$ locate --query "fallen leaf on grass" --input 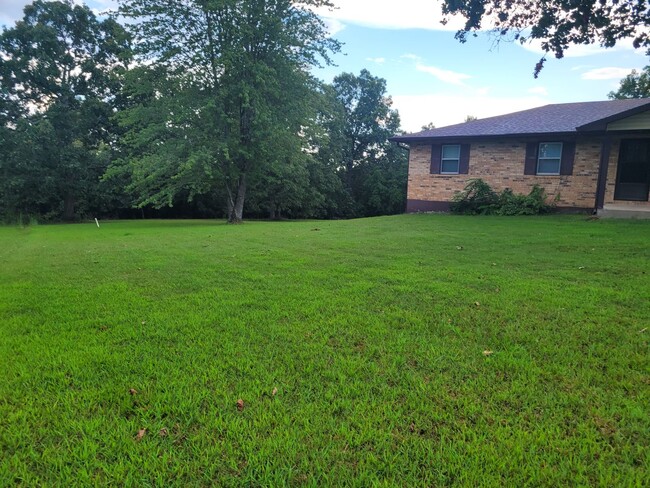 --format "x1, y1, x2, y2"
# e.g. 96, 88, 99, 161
135, 429, 146, 441
456, 246, 464, 250
483, 350, 494, 356
159, 428, 169, 438
129, 388, 138, 396
272, 387, 278, 396
578, 266, 585, 270
237, 399, 244, 411
640, 328, 647, 333
474, 302, 481, 307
